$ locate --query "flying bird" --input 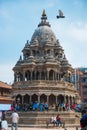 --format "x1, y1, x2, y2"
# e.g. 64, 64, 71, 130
56, 10, 65, 19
